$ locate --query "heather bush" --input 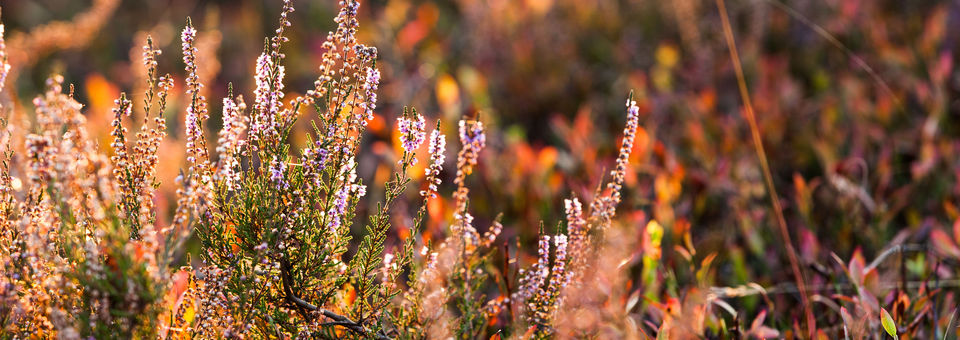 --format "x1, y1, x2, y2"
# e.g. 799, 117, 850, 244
0, 0, 643, 338
2, 0, 960, 339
